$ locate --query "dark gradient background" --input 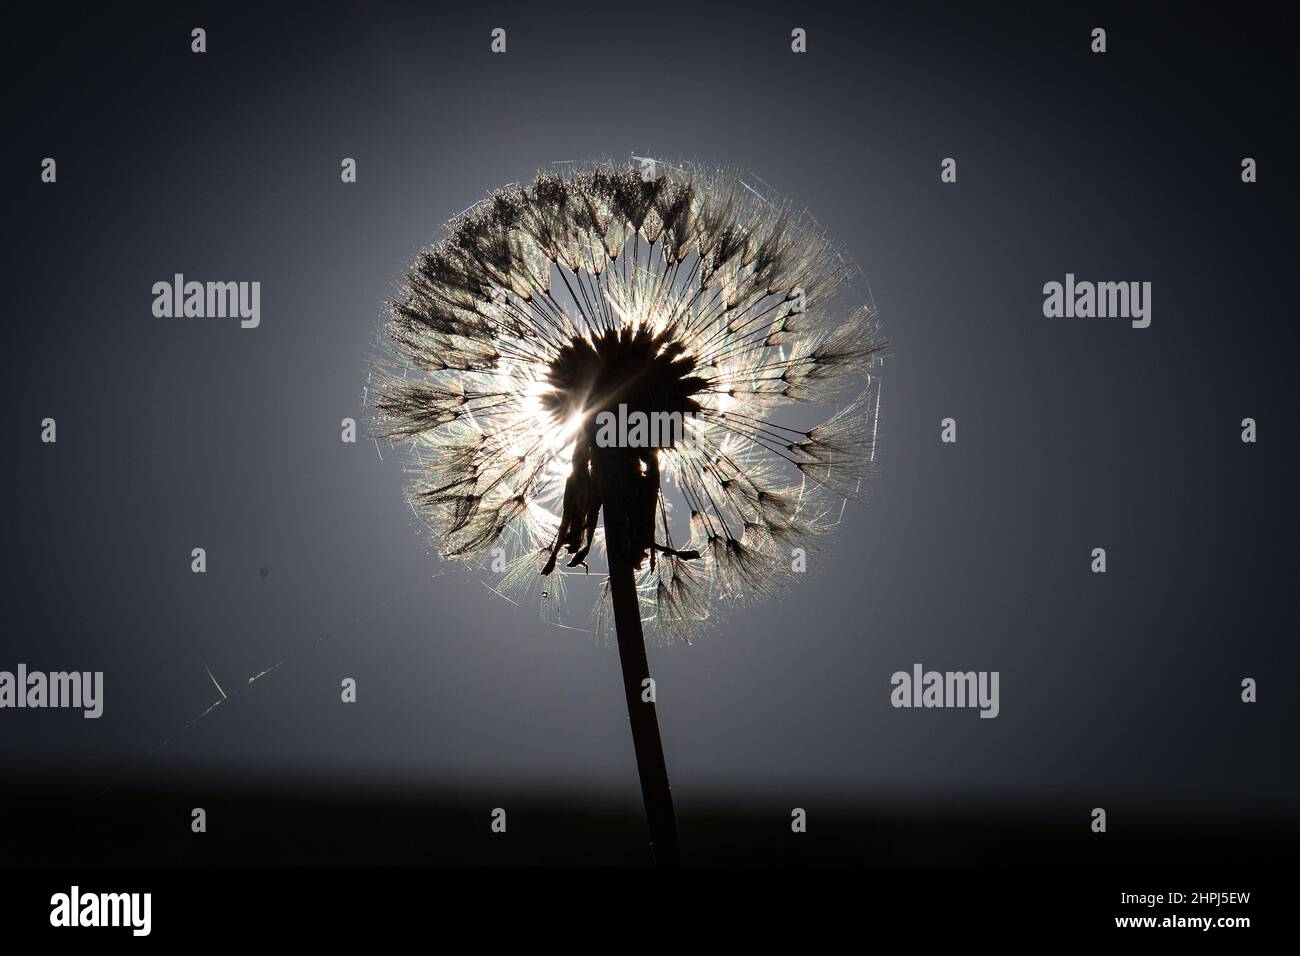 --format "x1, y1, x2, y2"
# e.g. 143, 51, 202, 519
2, 1, 1296, 865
